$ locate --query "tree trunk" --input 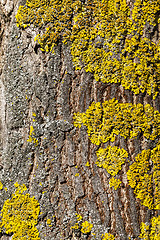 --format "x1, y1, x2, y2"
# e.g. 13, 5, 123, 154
0, 1, 159, 240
